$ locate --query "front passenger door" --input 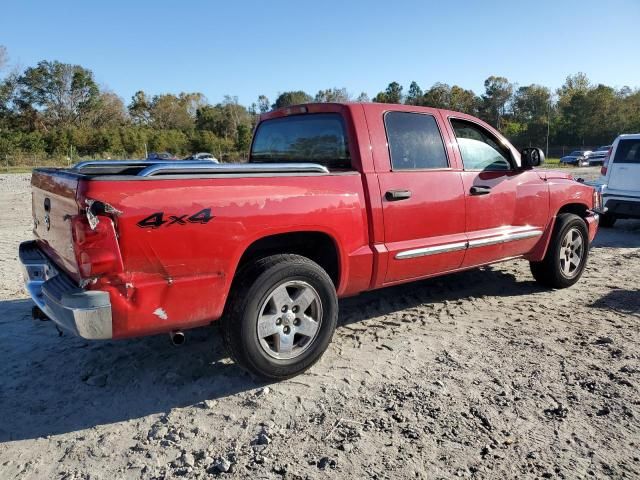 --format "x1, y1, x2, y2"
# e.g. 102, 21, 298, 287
450, 118, 549, 267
